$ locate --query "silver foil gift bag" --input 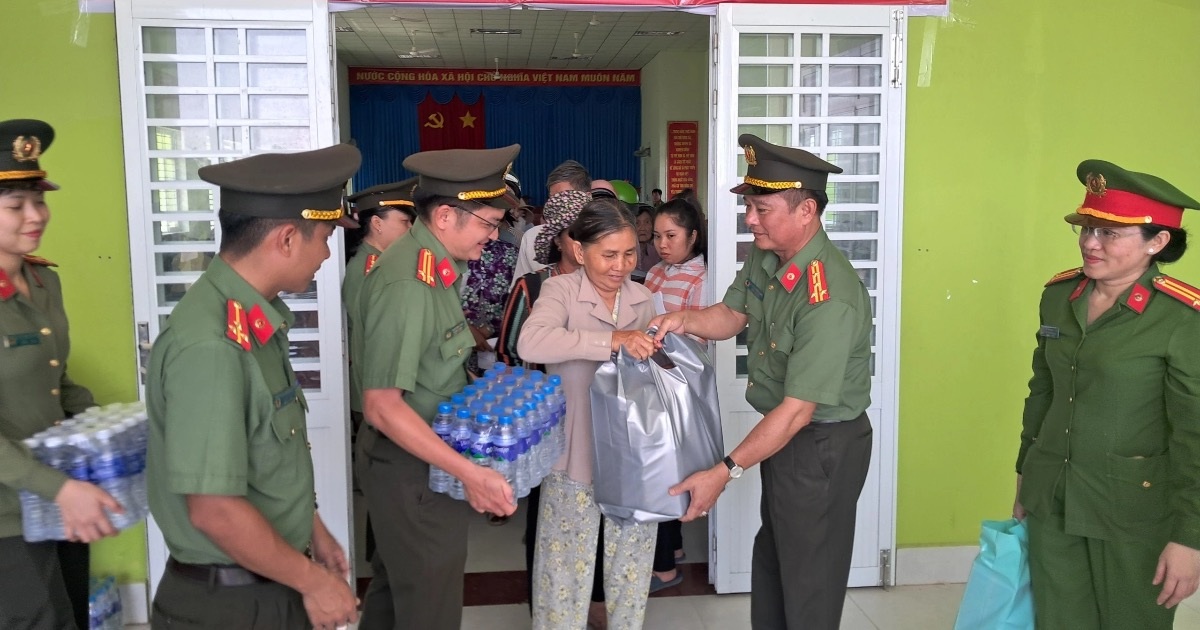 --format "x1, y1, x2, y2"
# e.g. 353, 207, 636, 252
589, 332, 724, 526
